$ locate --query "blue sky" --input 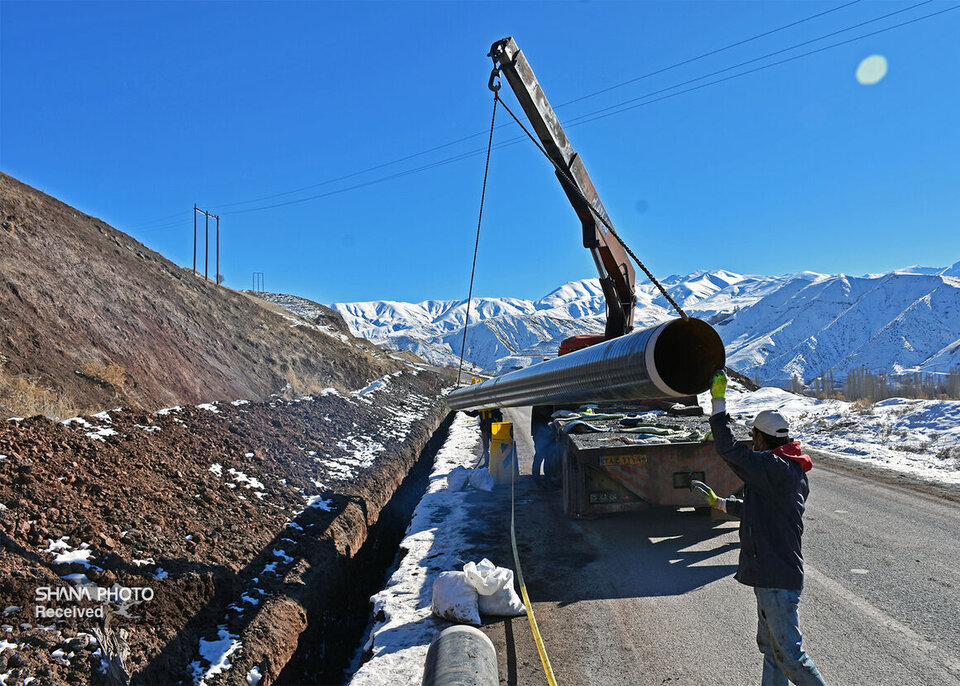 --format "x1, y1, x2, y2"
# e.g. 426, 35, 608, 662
2, 1, 958, 304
